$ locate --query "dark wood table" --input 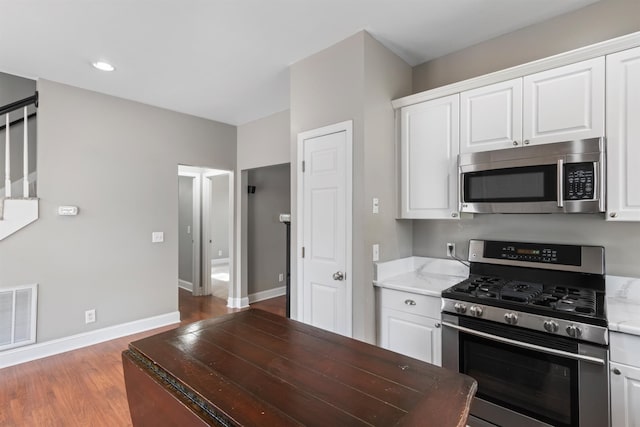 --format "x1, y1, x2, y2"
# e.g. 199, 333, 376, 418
122, 309, 476, 426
